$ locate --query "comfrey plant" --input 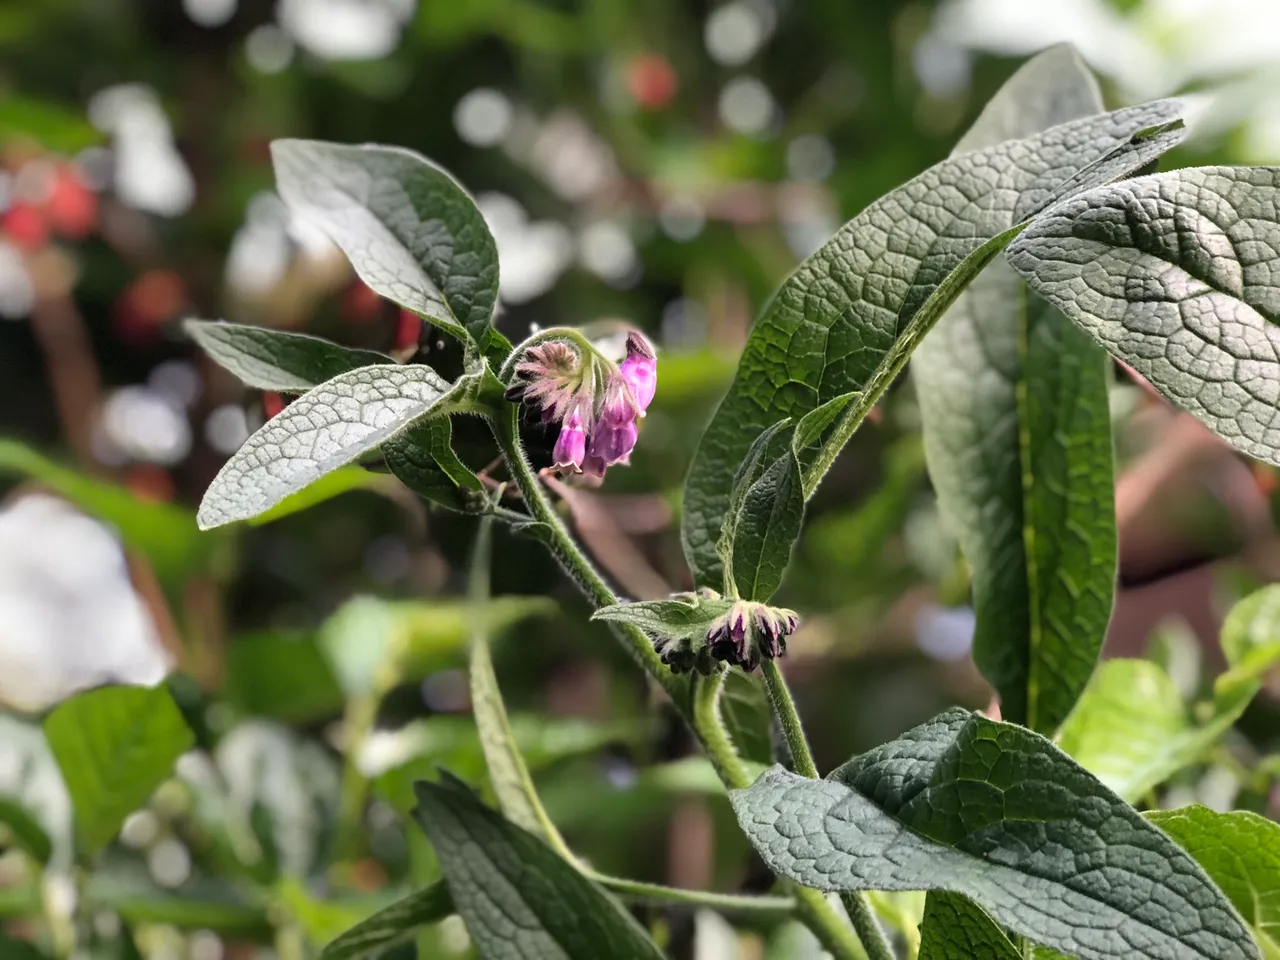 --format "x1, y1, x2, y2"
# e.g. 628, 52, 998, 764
192, 45, 1280, 960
